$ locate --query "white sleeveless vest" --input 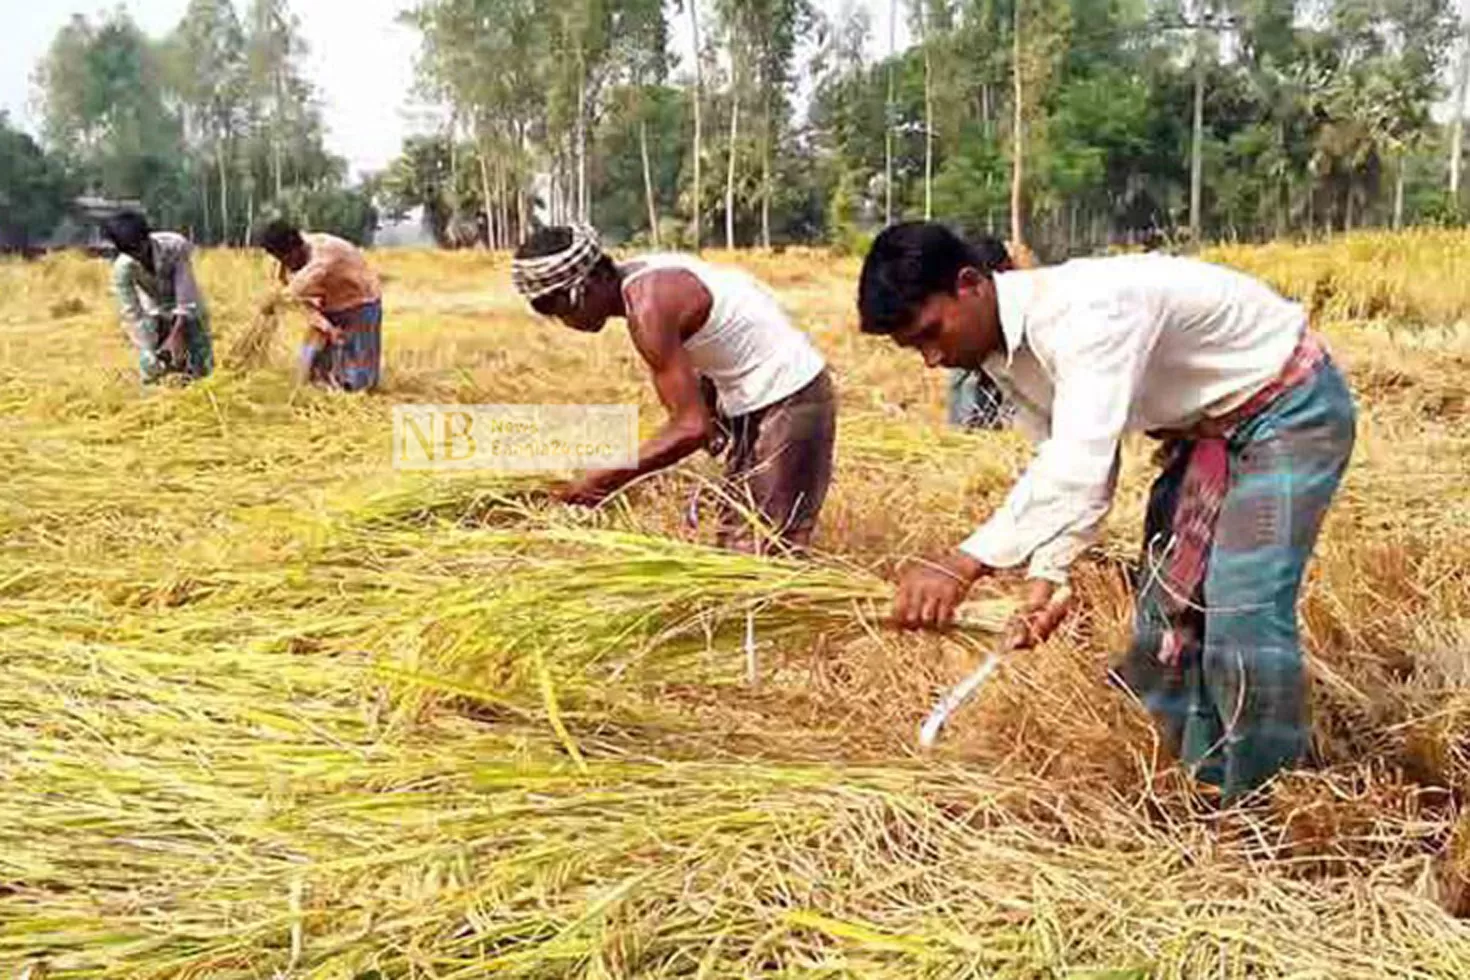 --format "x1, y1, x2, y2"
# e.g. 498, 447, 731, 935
621, 254, 826, 417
